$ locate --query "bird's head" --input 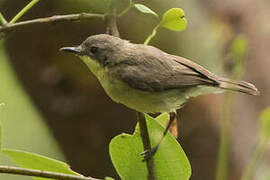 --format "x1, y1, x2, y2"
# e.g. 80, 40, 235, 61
60, 34, 128, 74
